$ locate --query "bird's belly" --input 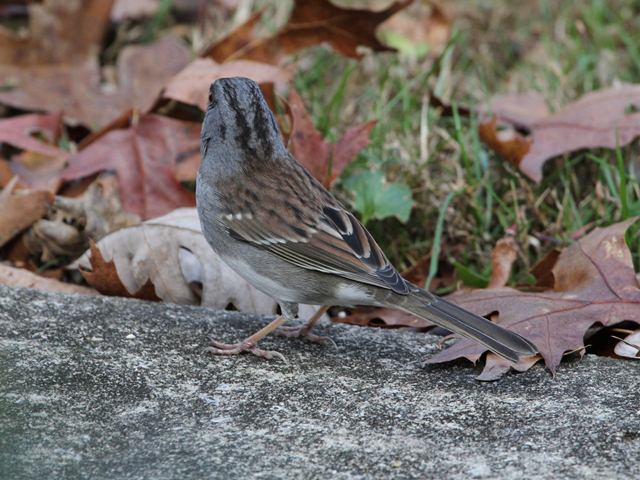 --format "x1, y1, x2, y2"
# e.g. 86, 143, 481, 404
218, 252, 309, 304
